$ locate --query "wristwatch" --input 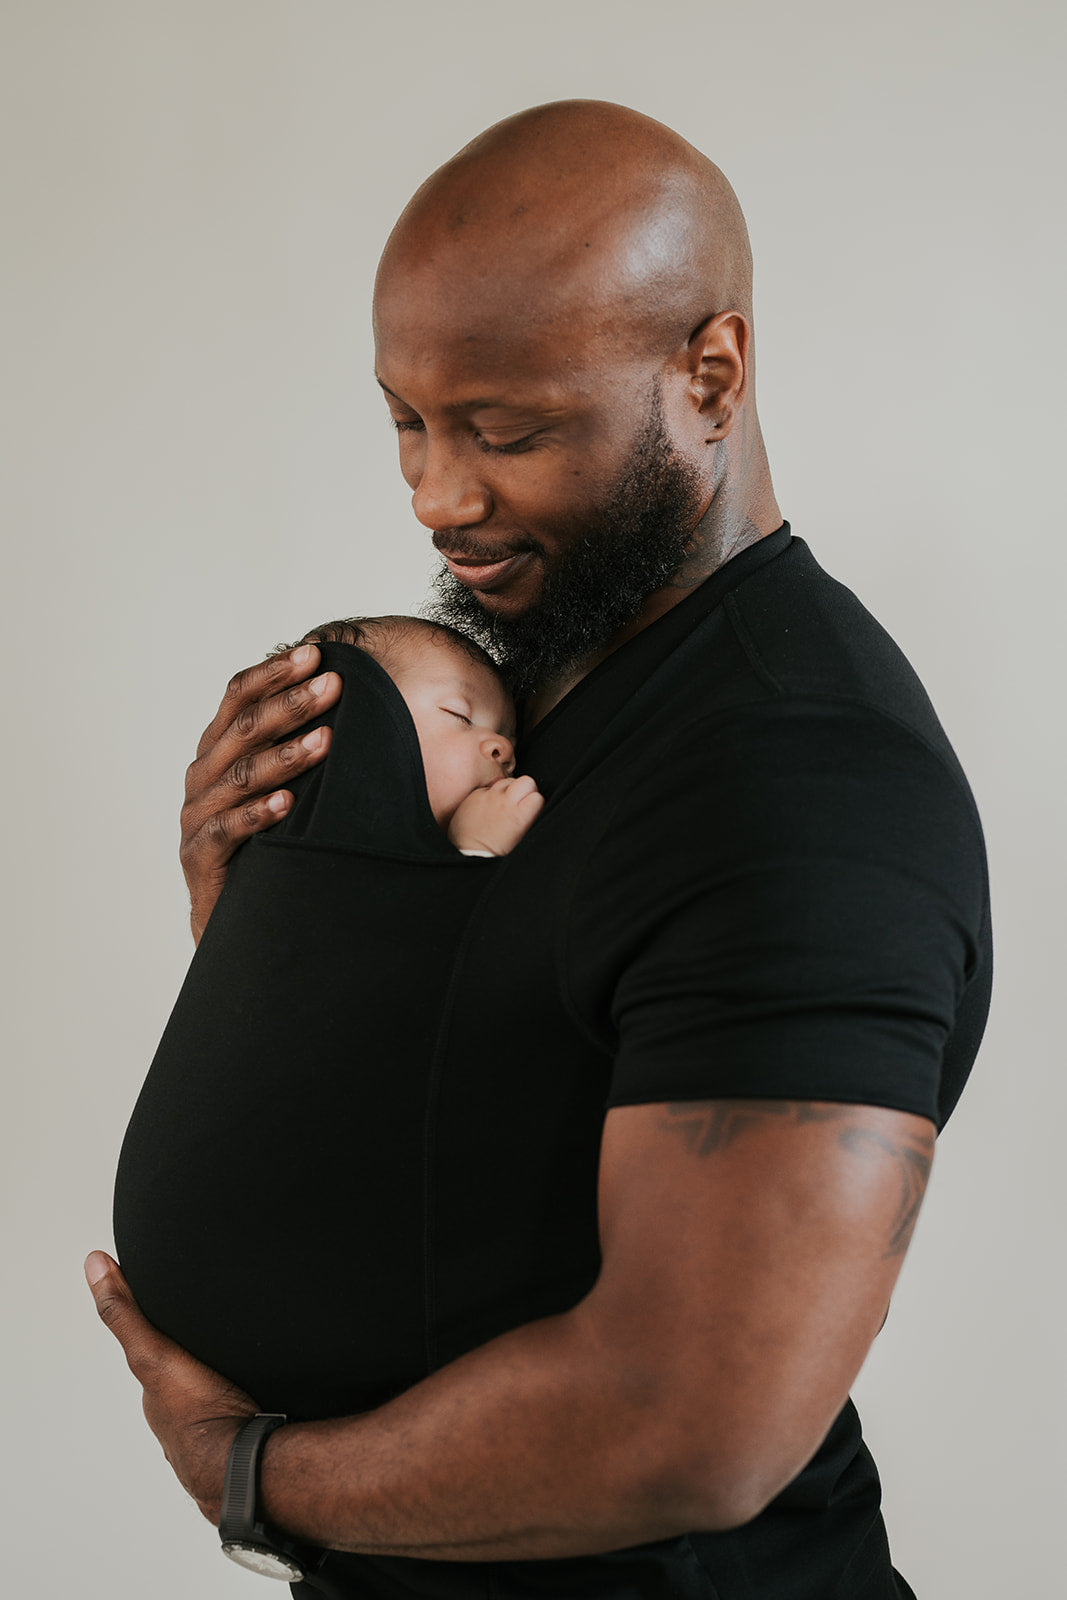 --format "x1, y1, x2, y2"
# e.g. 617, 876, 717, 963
219, 1413, 310, 1581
